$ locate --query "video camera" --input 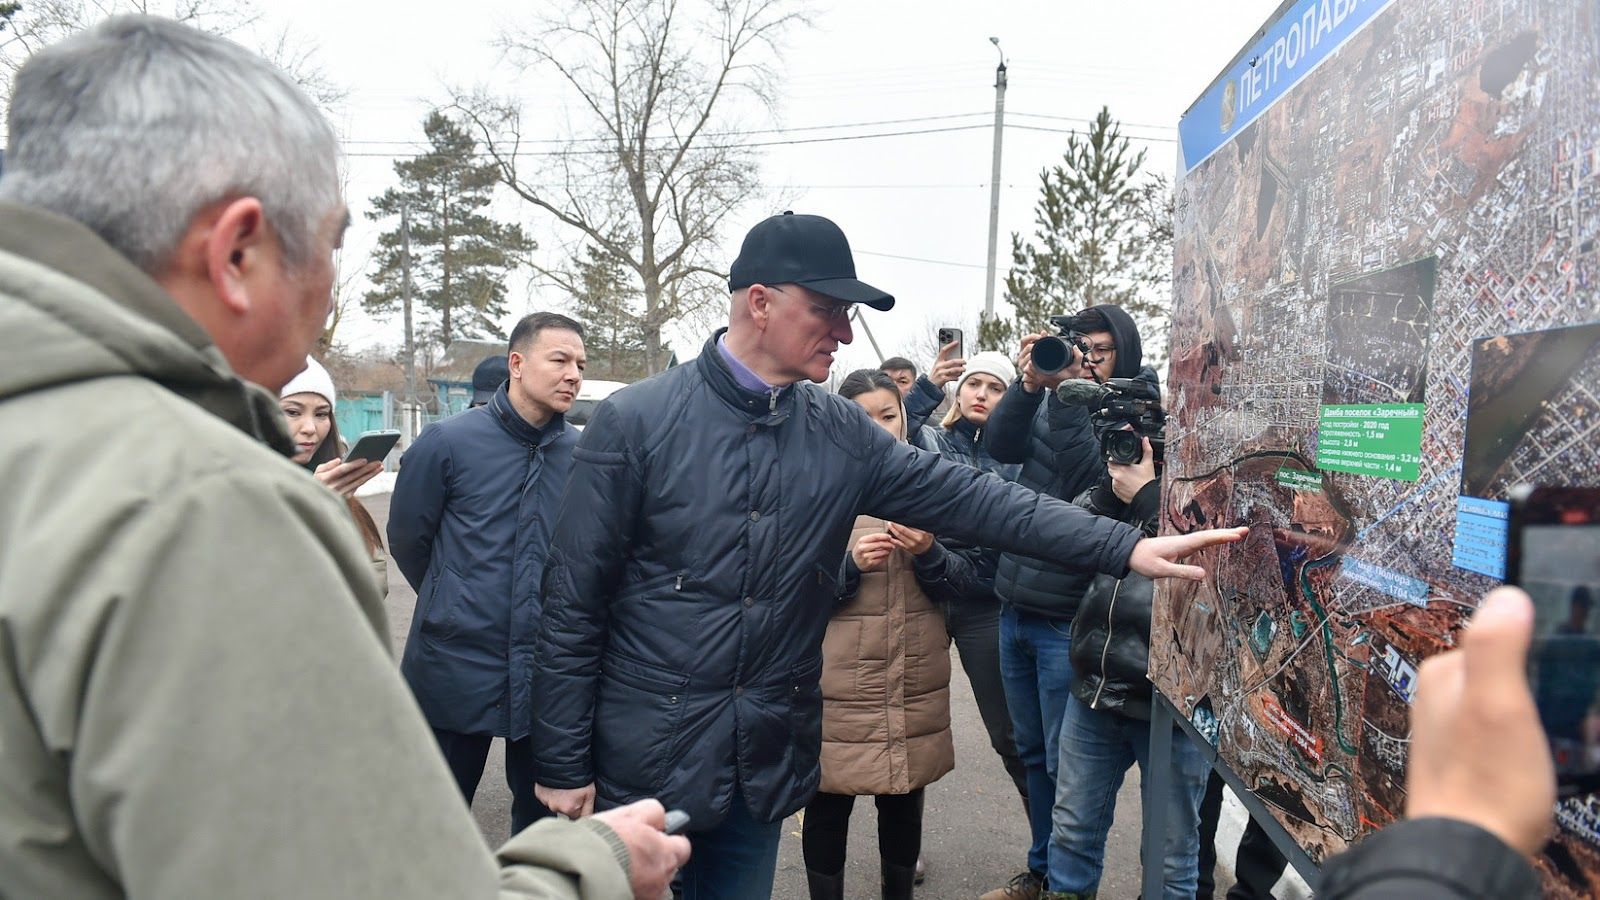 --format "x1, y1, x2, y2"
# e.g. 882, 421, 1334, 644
1030, 314, 1091, 375
1054, 376, 1166, 466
